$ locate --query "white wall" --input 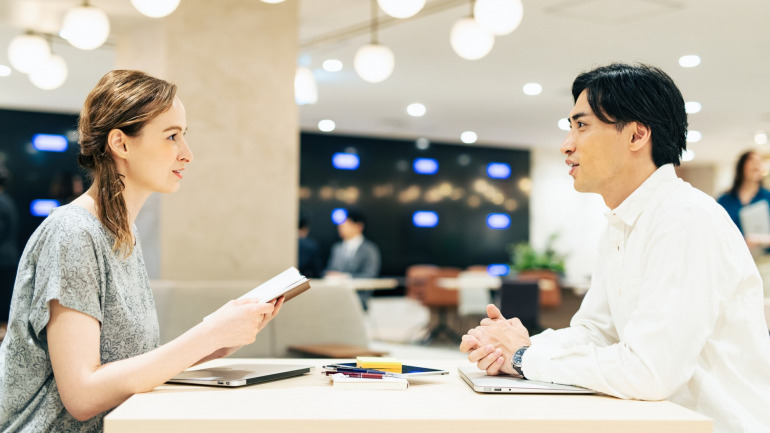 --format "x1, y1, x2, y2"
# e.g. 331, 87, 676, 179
529, 147, 607, 287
